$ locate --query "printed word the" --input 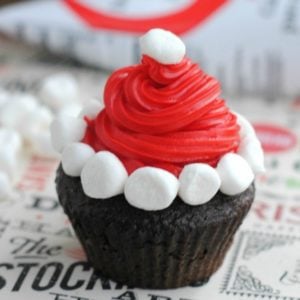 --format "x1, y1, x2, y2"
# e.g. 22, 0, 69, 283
10, 236, 62, 259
